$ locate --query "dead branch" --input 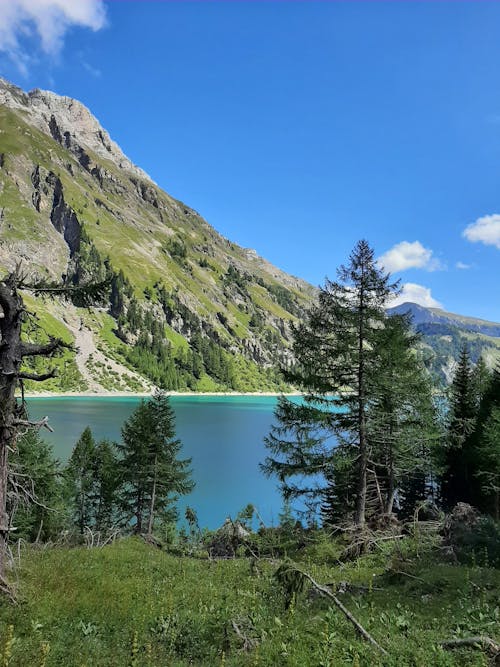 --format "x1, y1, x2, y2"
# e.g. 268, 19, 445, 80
20, 338, 72, 357
13, 416, 54, 433
390, 569, 426, 584
278, 564, 388, 656
18, 369, 57, 382
440, 636, 500, 662
231, 619, 259, 651
0, 574, 16, 604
